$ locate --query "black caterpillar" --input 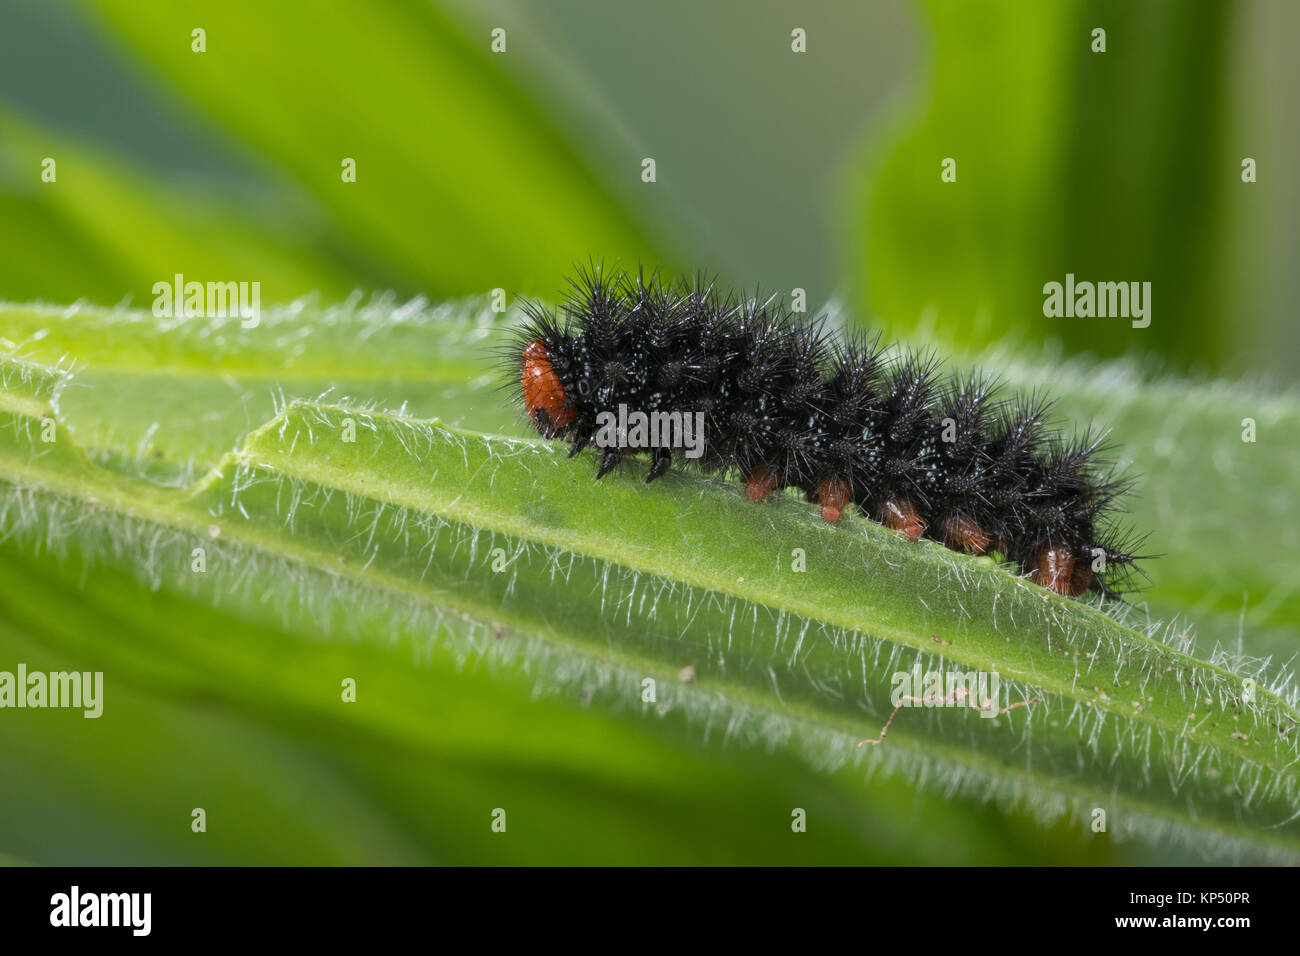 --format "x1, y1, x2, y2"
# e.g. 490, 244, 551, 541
507, 265, 1146, 598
